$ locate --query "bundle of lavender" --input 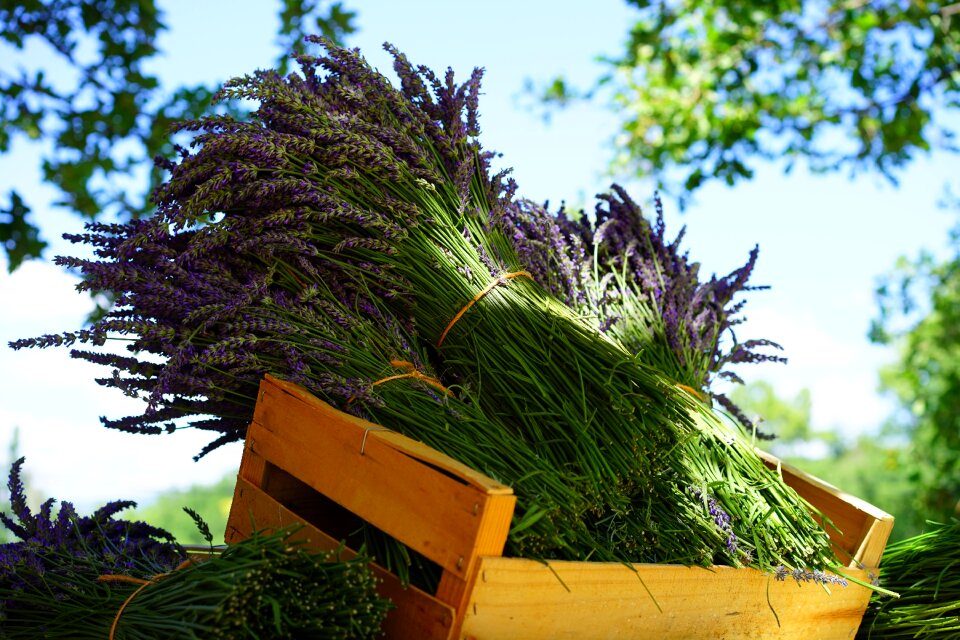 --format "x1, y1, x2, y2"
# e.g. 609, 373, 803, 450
857, 520, 960, 638
0, 459, 390, 639
12, 38, 846, 578
501, 187, 784, 436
